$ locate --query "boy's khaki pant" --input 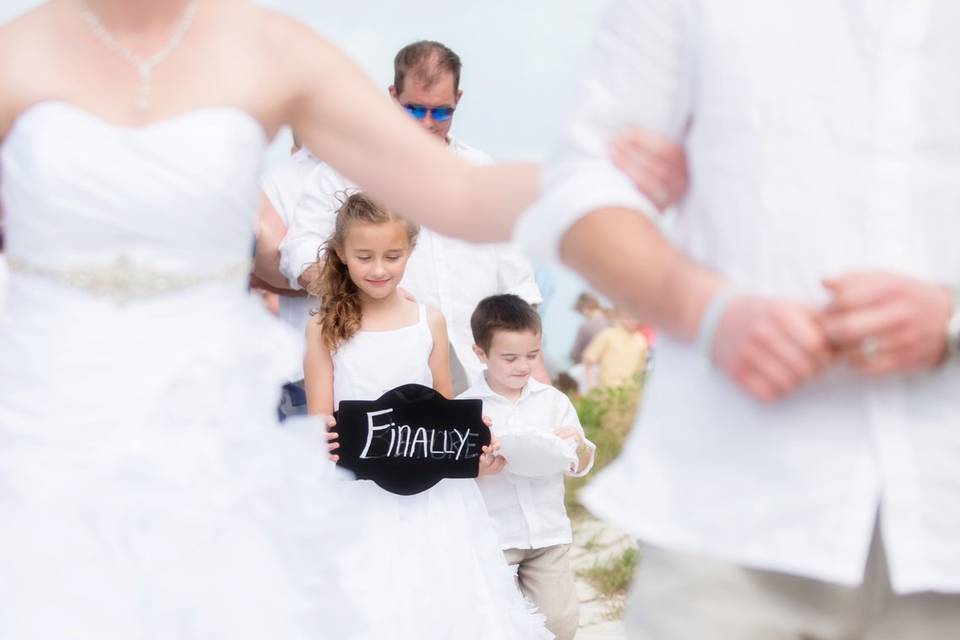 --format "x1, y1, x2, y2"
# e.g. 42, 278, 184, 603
504, 544, 580, 640
626, 527, 960, 639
